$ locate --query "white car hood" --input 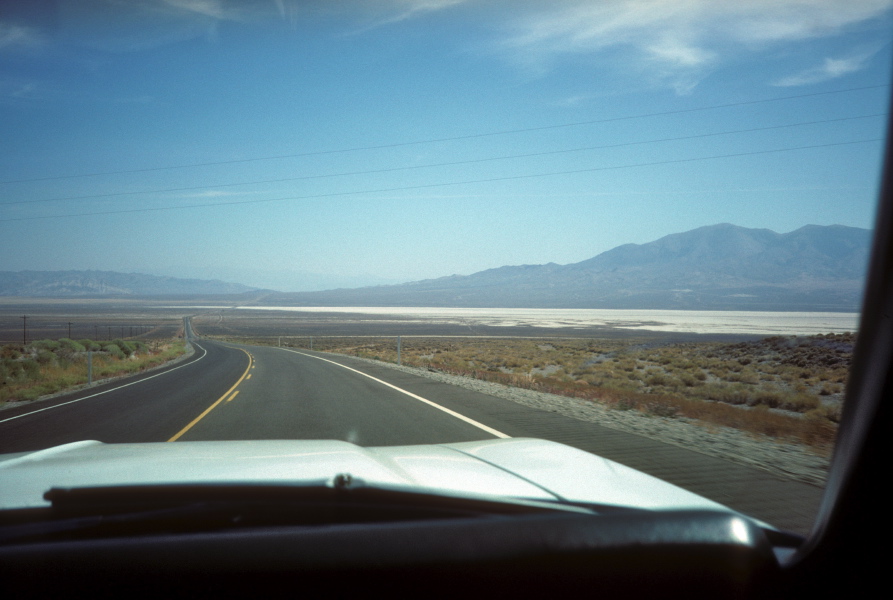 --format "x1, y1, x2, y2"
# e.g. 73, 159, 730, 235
0, 437, 728, 513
